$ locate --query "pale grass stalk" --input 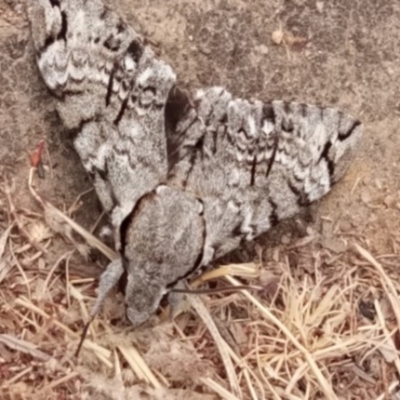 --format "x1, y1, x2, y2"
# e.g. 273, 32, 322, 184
69, 284, 96, 338
264, 363, 288, 385
225, 275, 338, 400
47, 372, 80, 389
200, 377, 242, 400
243, 369, 259, 400
113, 350, 123, 381
117, 345, 161, 388
96, 351, 113, 369
29, 168, 116, 261
306, 284, 339, 327
152, 369, 170, 387
0, 334, 51, 361
187, 294, 241, 398
355, 244, 400, 332
10, 244, 32, 300
6, 366, 33, 385
0, 223, 13, 260
192, 263, 259, 287
374, 299, 400, 377
376, 381, 399, 400
65, 252, 72, 308
43, 251, 73, 298
285, 362, 309, 395
70, 278, 95, 284
225, 339, 266, 399
15, 297, 111, 359
117, 345, 148, 382
262, 376, 285, 400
